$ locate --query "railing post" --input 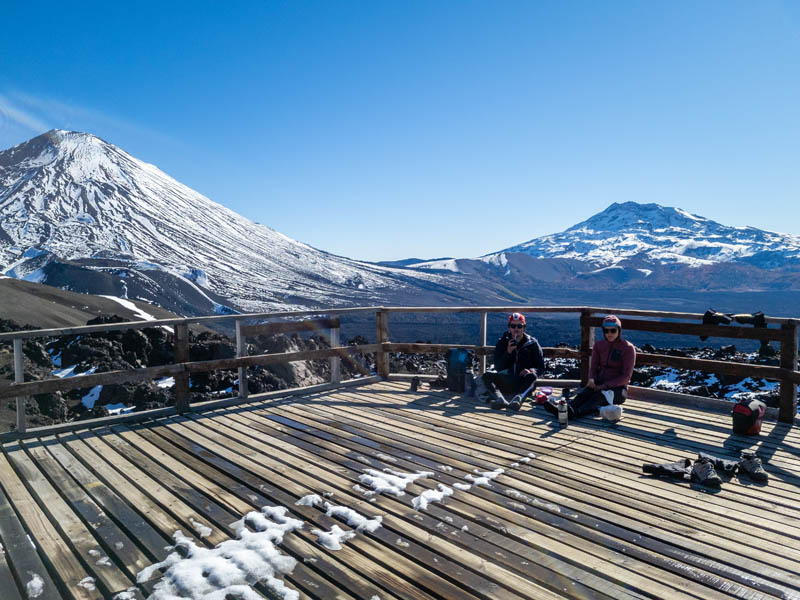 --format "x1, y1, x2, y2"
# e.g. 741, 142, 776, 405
778, 320, 798, 423
330, 322, 341, 384
479, 312, 488, 375
174, 323, 190, 413
579, 309, 595, 385
235, 320, 248, 399
13, 338, 26, 434
376, 309, 389, 378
